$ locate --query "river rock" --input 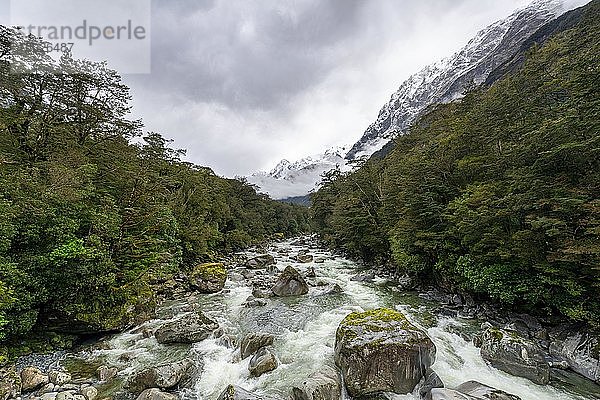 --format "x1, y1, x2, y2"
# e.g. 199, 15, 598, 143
188, 263, 227, 293
56, 391, 85, 400
252, 288, 269, 298
136, 388, 178, 400
419, 369, 444, 400
41, 393, 58, 400
128, 358, 195, 393
430, 381, 521, 400
38, 383, 55, 395
81, 386, 98, 400
21, 366, 49, 392
296, 254, 314, 263
240, 332, 275, 359
272, 266, 309, 296
96, 365, 118, 382
245, 255, 275, 269
290, 365, 341, 400
334, 308, 436, 397
321, 283, 343, 295
217, 385, 261, 399
155, 311, 219, 344
549, 329, 600, 383
480, 328, 550, 385
244, 298, 268, 307
248, 347, 278, 377
48, 370, 71, 386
